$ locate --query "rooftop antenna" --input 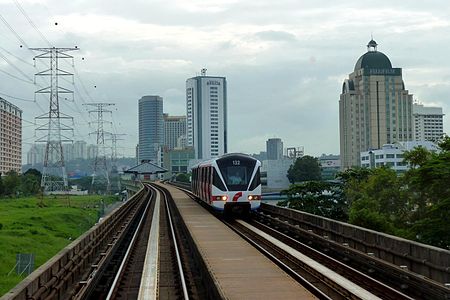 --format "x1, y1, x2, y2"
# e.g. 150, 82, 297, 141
201, 68, 207, 76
